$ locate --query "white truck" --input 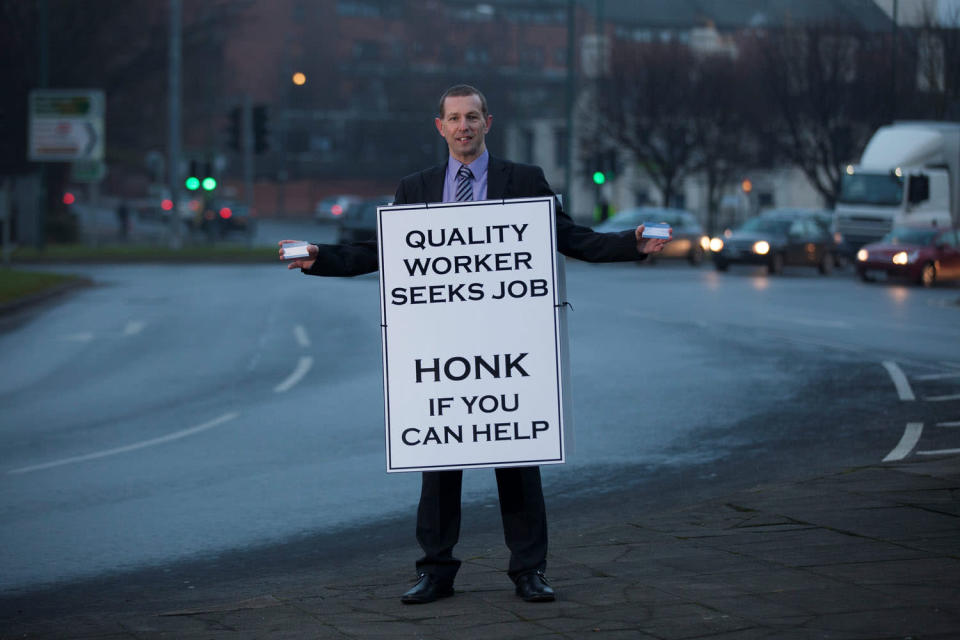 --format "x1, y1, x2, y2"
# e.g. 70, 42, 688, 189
835, 121, 960, 255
